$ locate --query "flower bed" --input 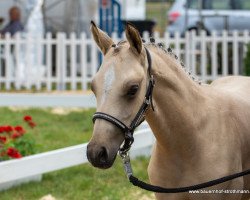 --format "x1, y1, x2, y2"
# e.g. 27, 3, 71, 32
0, 108, 95, 192
0, 115, 36, 160
0, 115, 39, 190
